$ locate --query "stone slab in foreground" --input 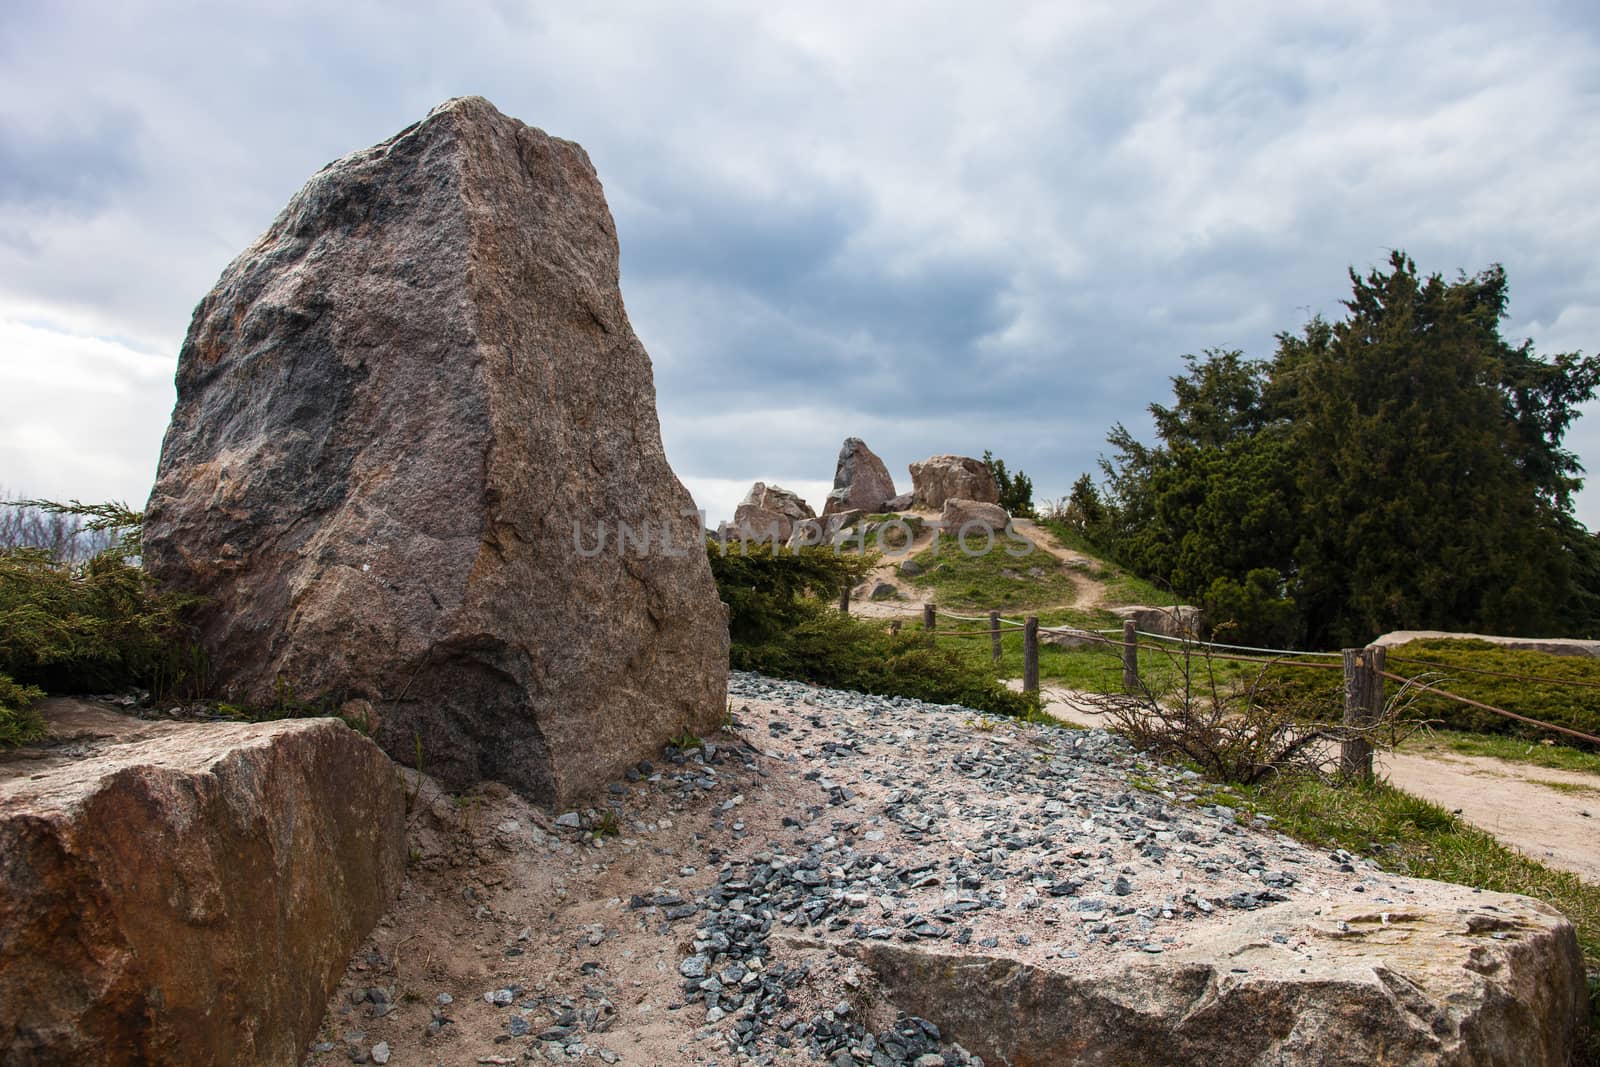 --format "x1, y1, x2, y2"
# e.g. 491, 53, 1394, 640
858, 873, 1584, 1067
0, 700, 405, 1066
